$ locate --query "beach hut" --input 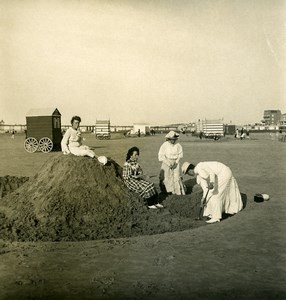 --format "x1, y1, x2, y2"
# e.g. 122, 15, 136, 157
201, 119, 224, 138
95, 119, 111, 139
133, 123, 150, 135
24, 108, 62, 153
